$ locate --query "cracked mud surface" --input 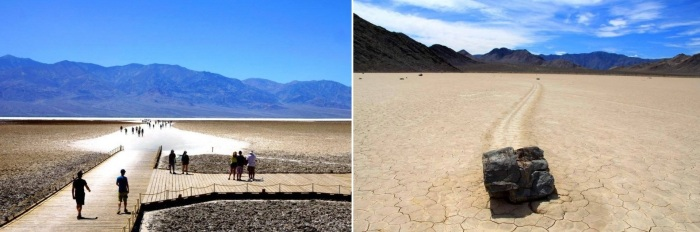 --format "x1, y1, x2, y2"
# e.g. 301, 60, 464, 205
354, 73, 700, 231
